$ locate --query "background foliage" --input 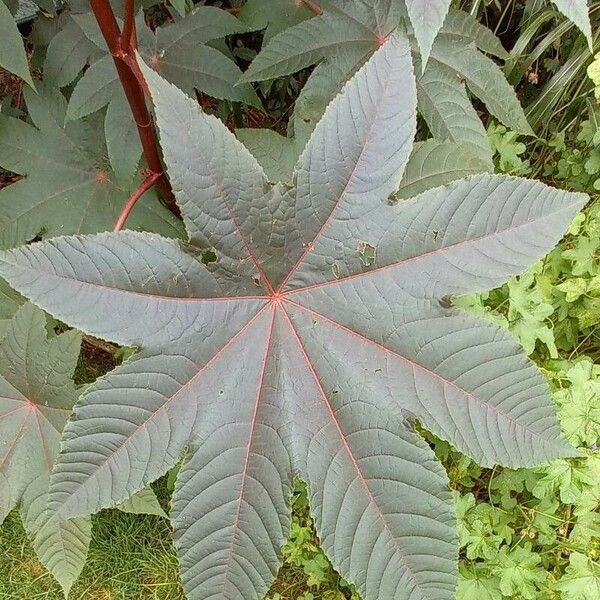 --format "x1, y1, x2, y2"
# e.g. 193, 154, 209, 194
0, 0, 599, 599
